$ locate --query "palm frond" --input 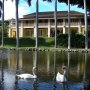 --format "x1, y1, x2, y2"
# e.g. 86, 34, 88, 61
25, 0, 32, 6
43, 0, 52, 2
0, 1, 2, 9
0, 1, 2, 18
